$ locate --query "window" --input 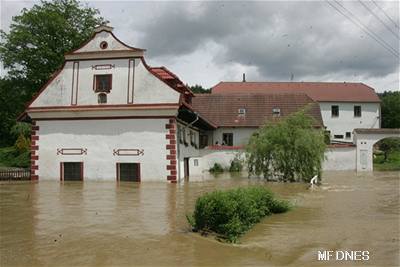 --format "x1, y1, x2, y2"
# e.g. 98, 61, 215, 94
94, 74, 112, 93
346, 132, 351, 139
199, 134, 208, 149
117, 163, 140, 182
238, 108, 246, 116
222, 133, 233, 146
272, 108, 281, 117
331, 105, 339, 117
62, 162, 83, 181
189, 131, 197, 147
99, 41, 108, 49
194, 159, 199, 166
354, 106, 361, 117
334, 134, 344, 139
98, 93, 107, 104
